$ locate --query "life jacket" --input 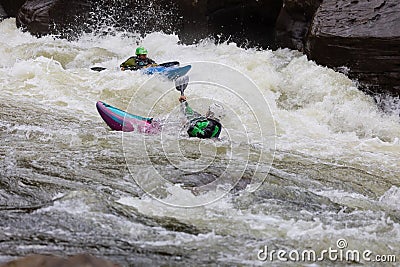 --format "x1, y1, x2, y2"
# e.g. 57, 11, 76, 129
120, 56, 155, 70
135, 56, 155, 68
187, 118, 222, 139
